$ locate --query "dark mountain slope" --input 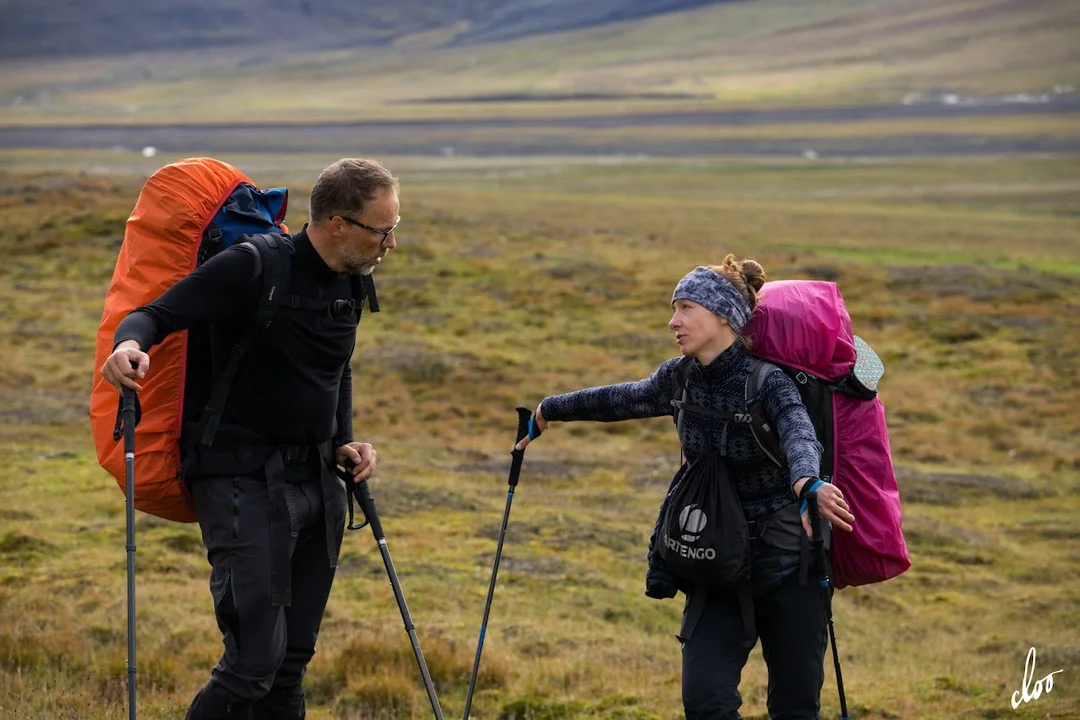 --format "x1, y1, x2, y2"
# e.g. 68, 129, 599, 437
0, 0, 739, 60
